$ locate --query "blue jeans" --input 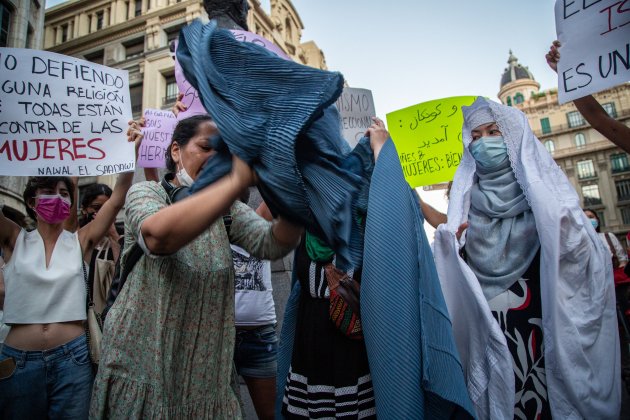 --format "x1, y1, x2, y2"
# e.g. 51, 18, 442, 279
0, 334, 94, 420
234, 324, 278, 379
